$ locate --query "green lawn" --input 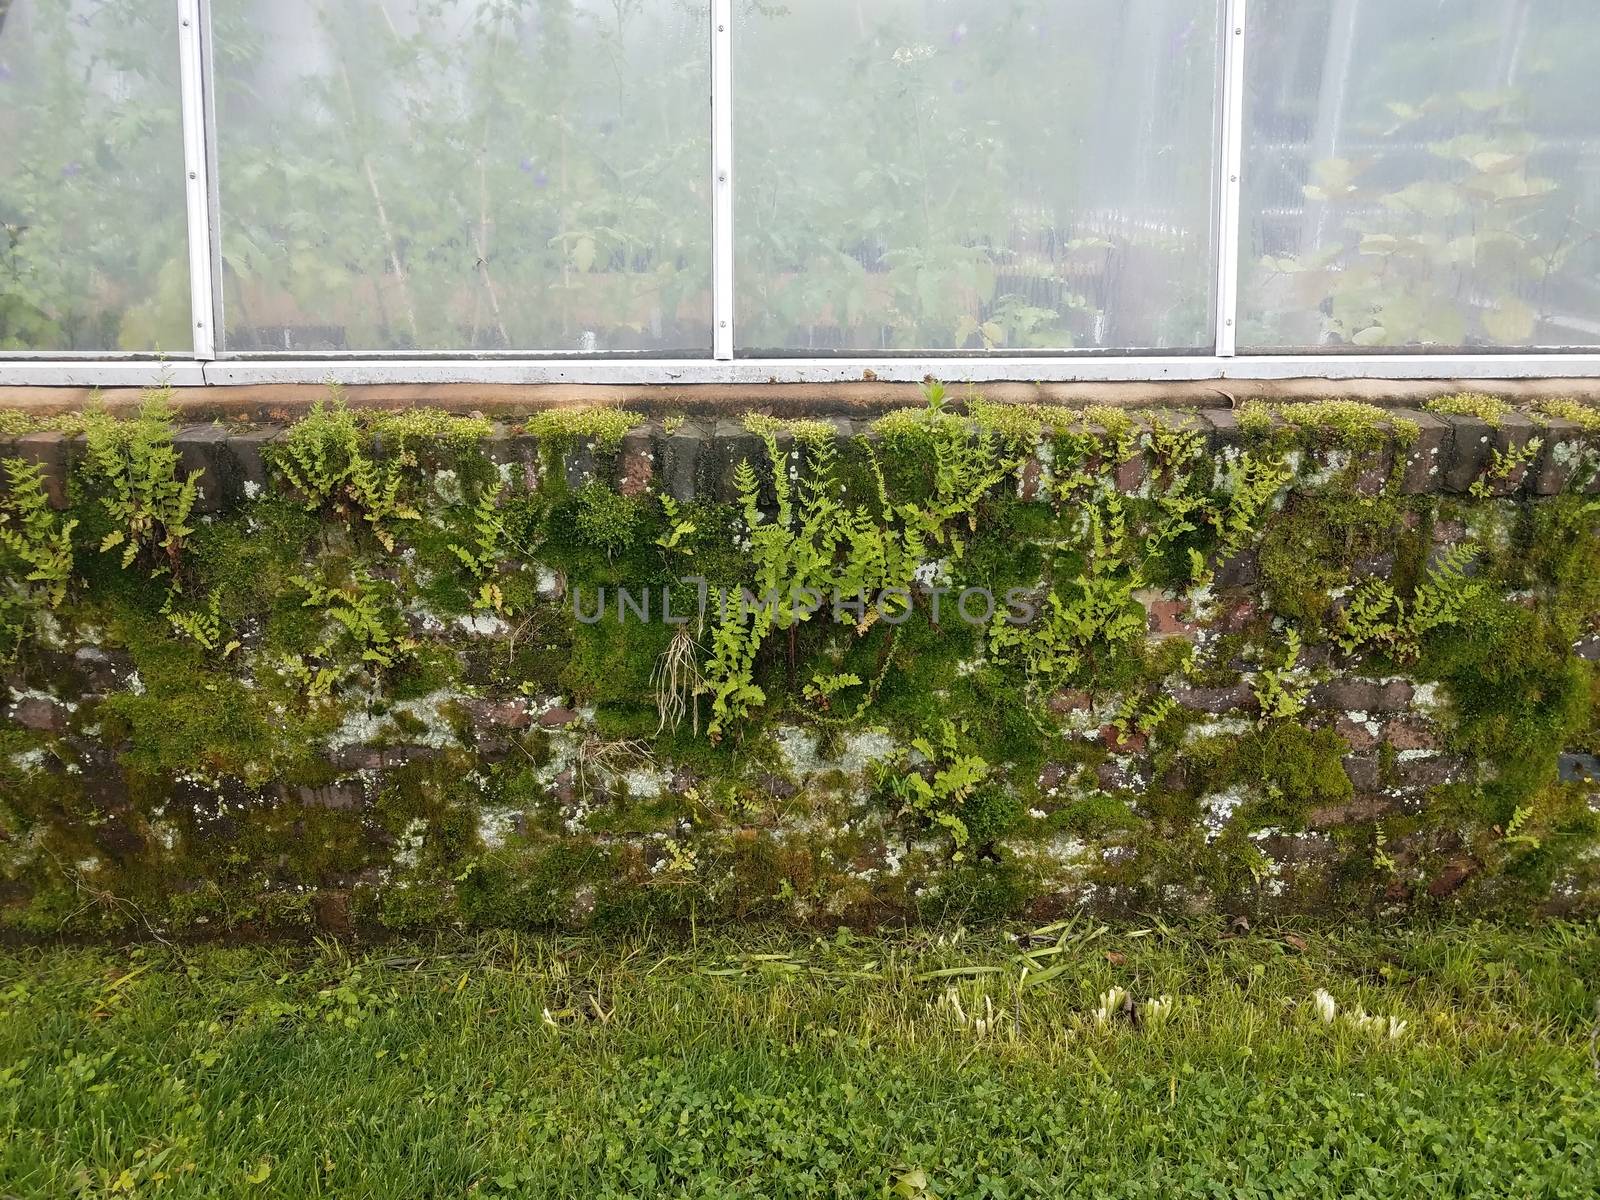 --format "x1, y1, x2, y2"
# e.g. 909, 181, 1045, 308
1, 919, 1597, 1198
